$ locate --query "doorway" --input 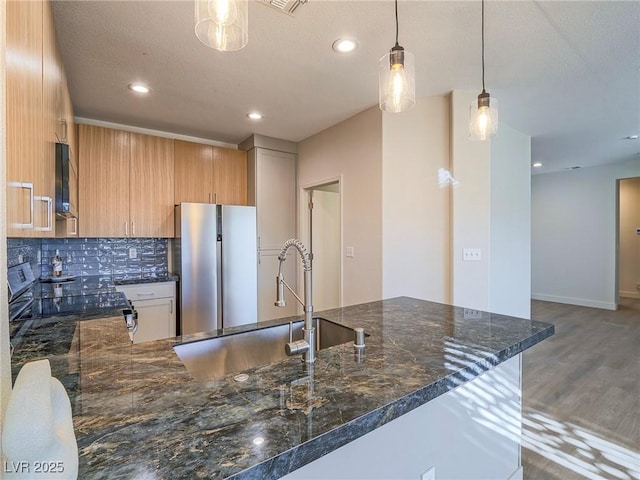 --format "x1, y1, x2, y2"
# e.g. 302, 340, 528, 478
303, 180, 342, 311
617, 177, 640, 301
